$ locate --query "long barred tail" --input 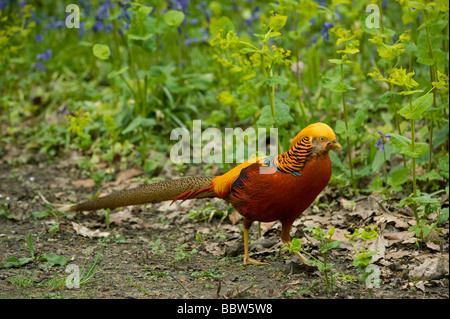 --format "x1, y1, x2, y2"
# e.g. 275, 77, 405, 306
54, 176, 216, 212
